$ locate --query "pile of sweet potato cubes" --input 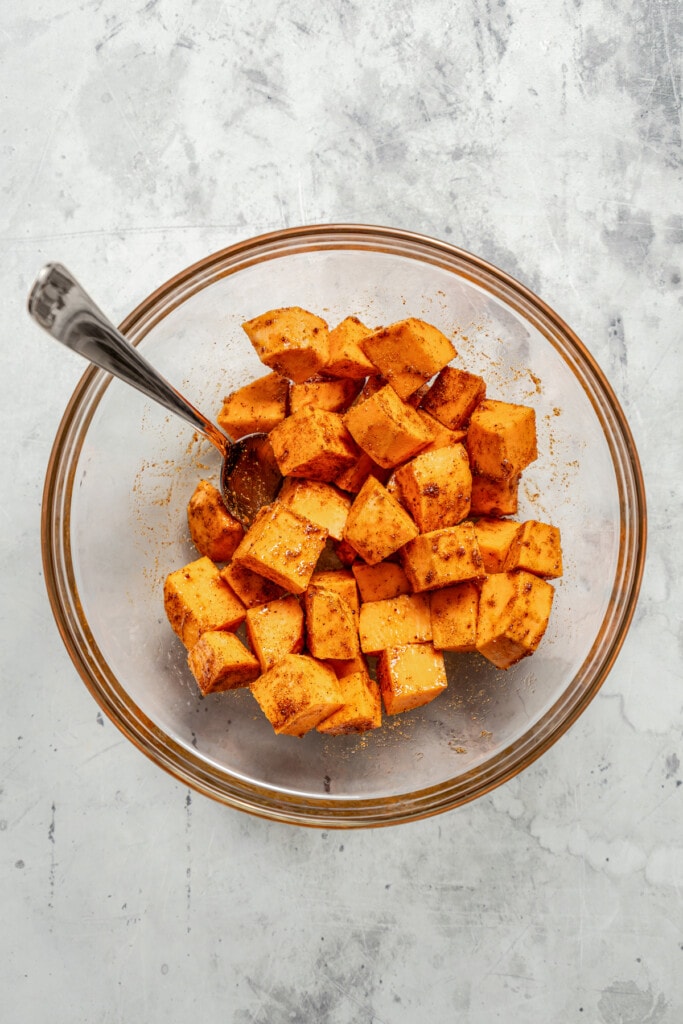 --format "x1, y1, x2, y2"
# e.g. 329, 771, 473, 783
163, 308, 562, 738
